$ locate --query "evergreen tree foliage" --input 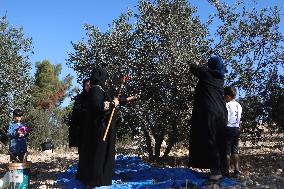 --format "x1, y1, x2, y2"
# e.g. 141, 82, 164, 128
26, 60, 73, 148
31, 60, 73, 110
25, 107, 70, 148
